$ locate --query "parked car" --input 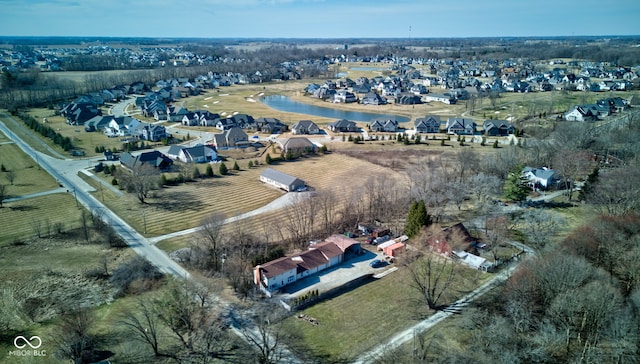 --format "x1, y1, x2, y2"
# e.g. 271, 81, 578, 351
369, 259, 386, 268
